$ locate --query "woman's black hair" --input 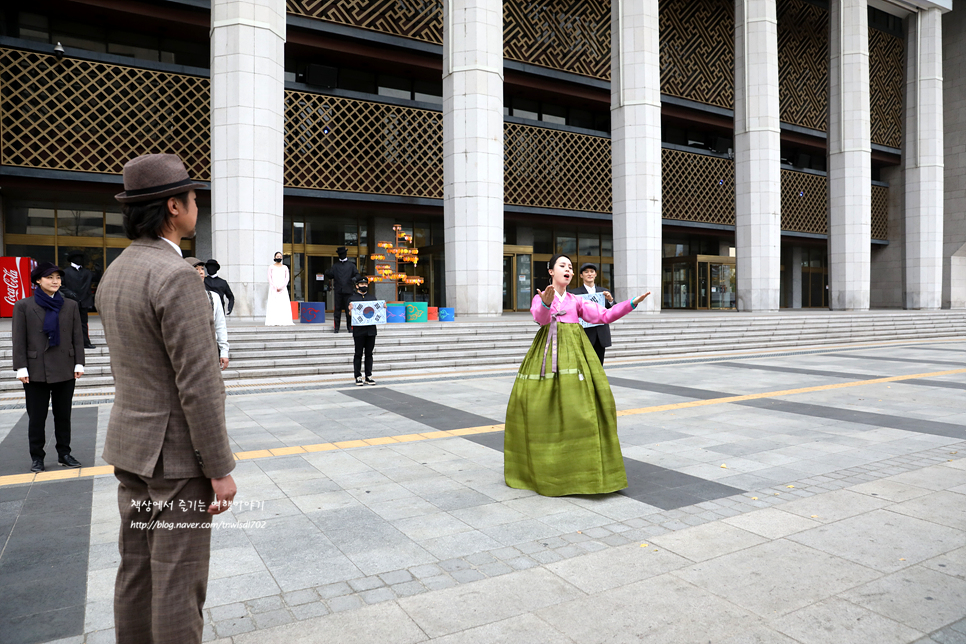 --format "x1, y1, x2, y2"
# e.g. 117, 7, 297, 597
121, 192, 190, 240
547, 254, 573, 271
